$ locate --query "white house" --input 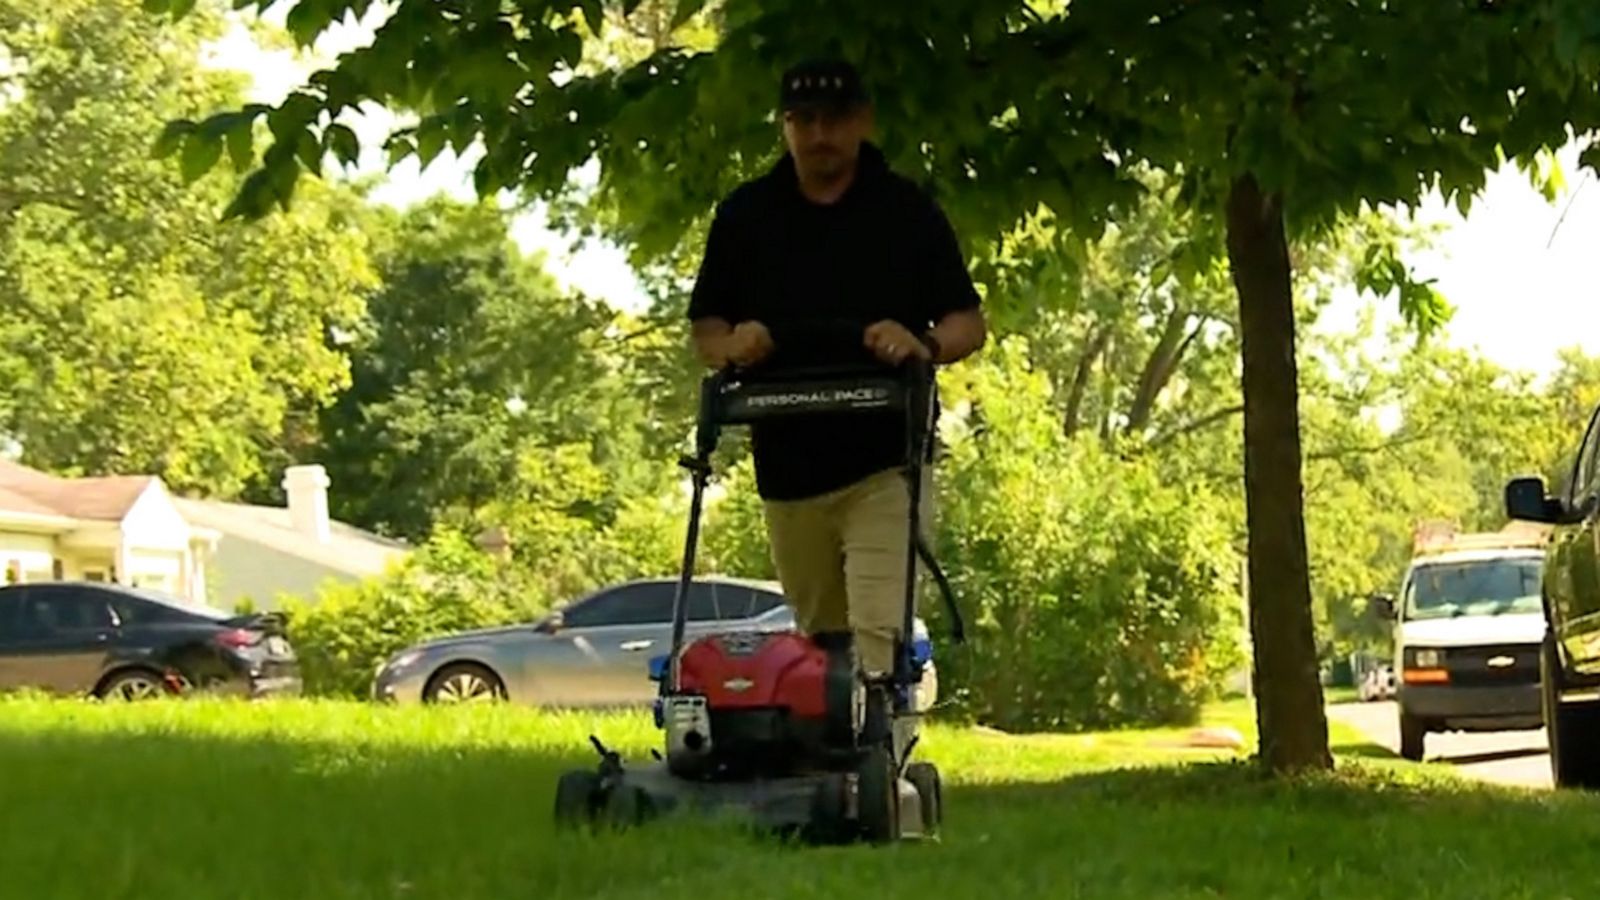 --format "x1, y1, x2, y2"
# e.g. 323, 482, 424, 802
0, 459, 409, 610
174, 464, 411, 611
0, 459, 219, 602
